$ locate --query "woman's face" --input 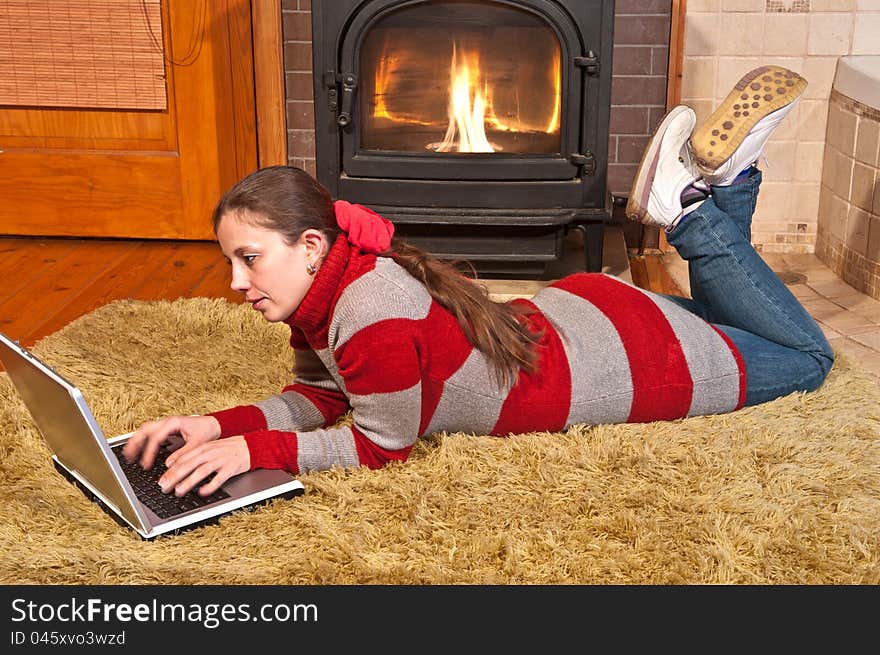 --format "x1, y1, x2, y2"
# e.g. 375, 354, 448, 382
216, 211, 323, 323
